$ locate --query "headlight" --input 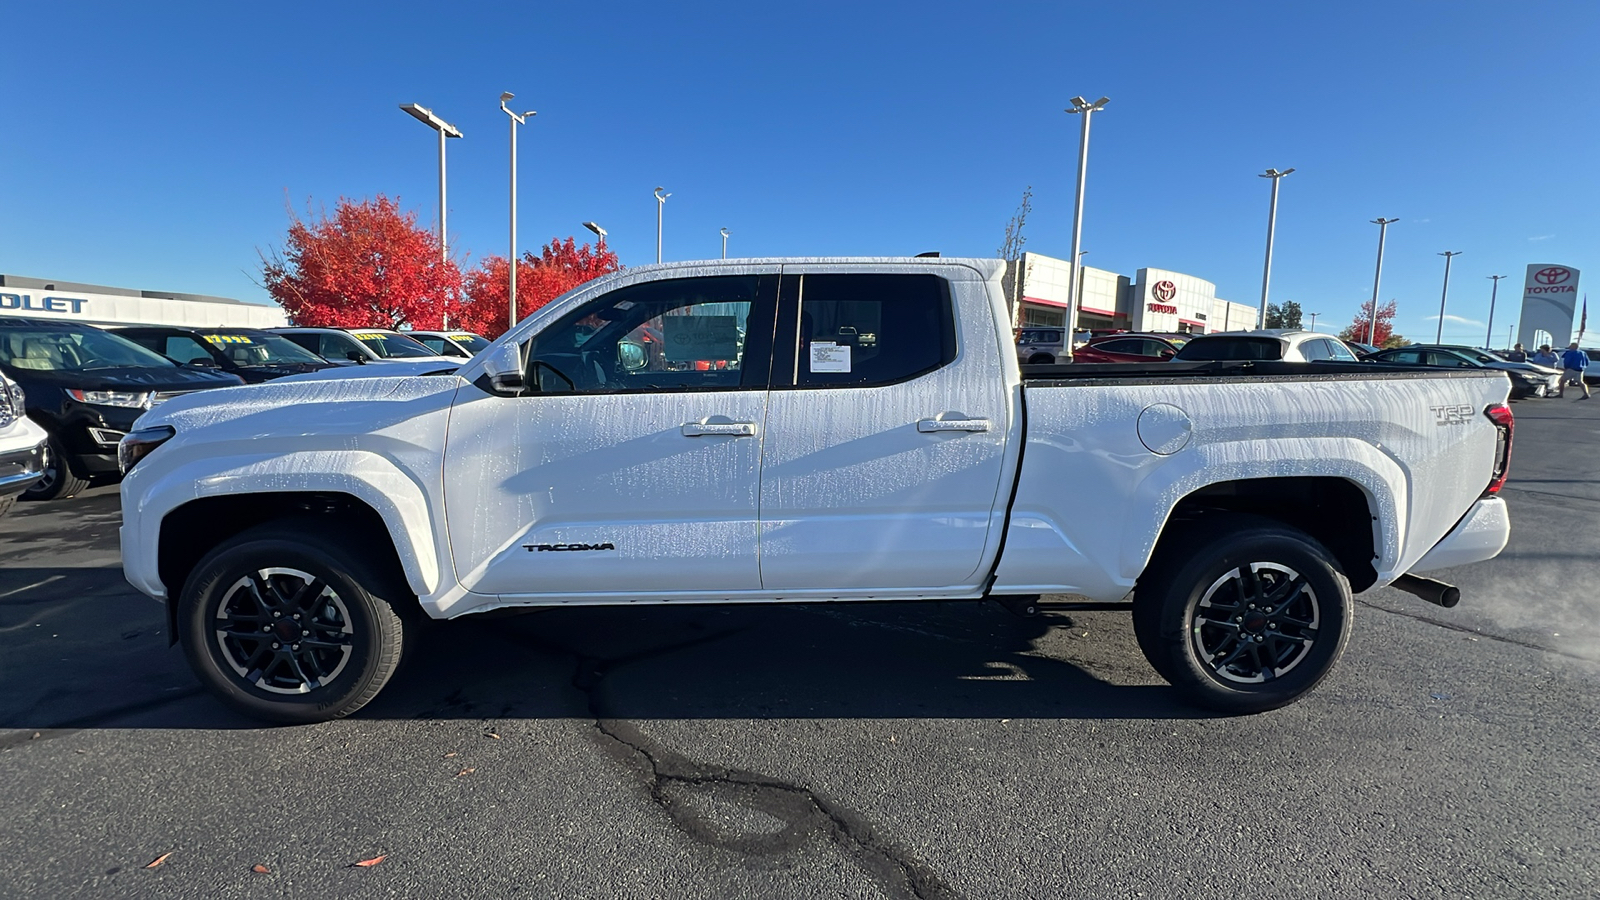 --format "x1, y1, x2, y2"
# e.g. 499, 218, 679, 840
0, 379, 22, 427
66, 389, 152, 409
118, 425, 175, 474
